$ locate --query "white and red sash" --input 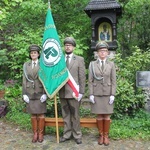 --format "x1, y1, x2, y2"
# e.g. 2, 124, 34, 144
67, 71, 79, 99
